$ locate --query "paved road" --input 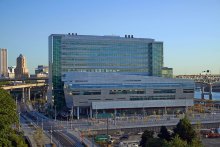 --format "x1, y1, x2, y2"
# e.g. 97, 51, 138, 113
19, 102, 84, 147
